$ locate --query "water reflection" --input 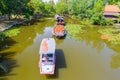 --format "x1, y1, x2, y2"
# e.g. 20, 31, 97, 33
0, 37, 18, 77
1, 18, 120, 80
54, 38, 64, 45
111, 53, 120, 69
0, 38, 17, 51
66, 25, 105, 53
107, 44, 120, 53
0, 52, 18, 79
